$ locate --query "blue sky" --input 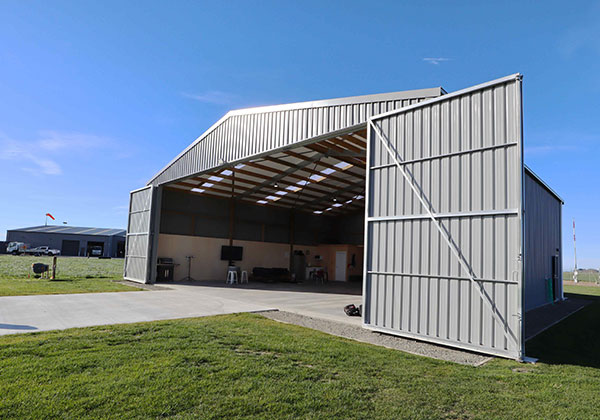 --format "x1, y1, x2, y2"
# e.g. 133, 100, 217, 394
1, 1, 599, 269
